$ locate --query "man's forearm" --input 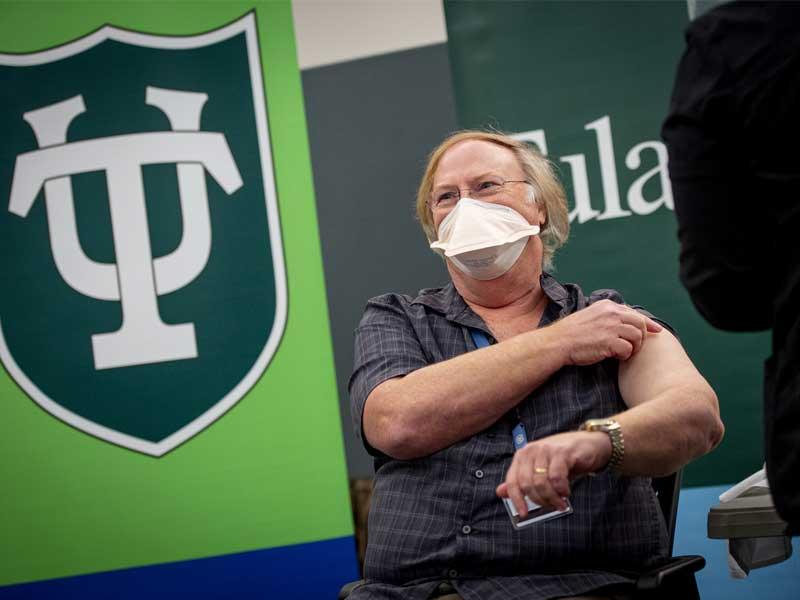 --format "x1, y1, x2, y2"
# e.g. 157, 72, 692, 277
364, 326, 567, 459
496, 386, 723, 514
364, 300, 663, 460
614, 385, 723, 477
496, 326, 721, 512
